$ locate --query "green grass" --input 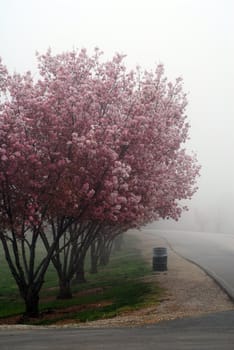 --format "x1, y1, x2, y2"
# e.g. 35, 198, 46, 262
0, 234, 164, 324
